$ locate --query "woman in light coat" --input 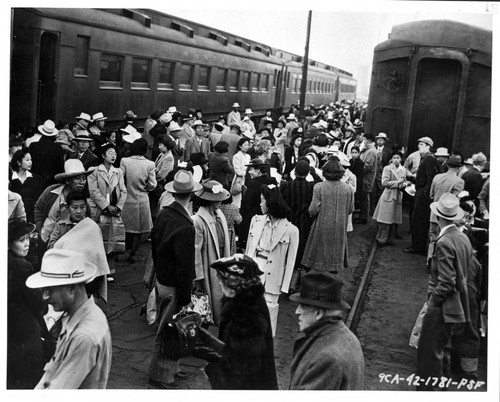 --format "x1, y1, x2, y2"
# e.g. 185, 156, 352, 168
192, 180, 231, 325
231, 137, 251, 208
338, 152, 356, 233
372, 151, 408, 246
245, 184, 299, 336
88, 143, 127, 278
120, 138, 157, 262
